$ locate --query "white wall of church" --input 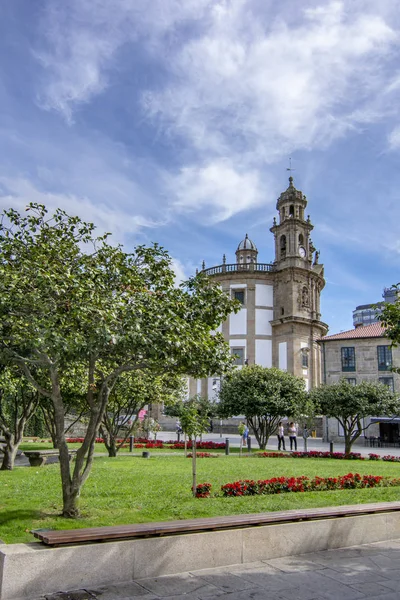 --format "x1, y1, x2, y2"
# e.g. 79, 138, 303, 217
279, 342, 287, 371
229, 309, 247, 335
229, 339, 246, 350
255, 283, 273, 307
255, 308, 273, 335
207, 377, 219, 401
255, 339, 272, 367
